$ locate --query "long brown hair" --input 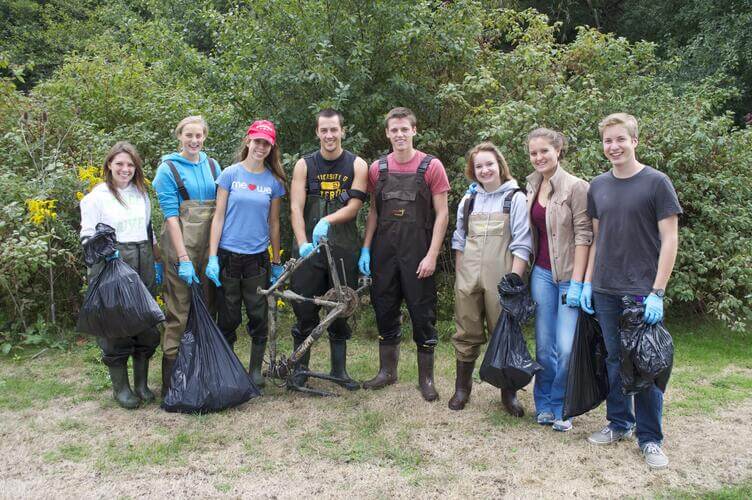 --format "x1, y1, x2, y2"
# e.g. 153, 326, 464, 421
102, 141, 146, 206
465, 142, 514, 183
234, 137, 288, 189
